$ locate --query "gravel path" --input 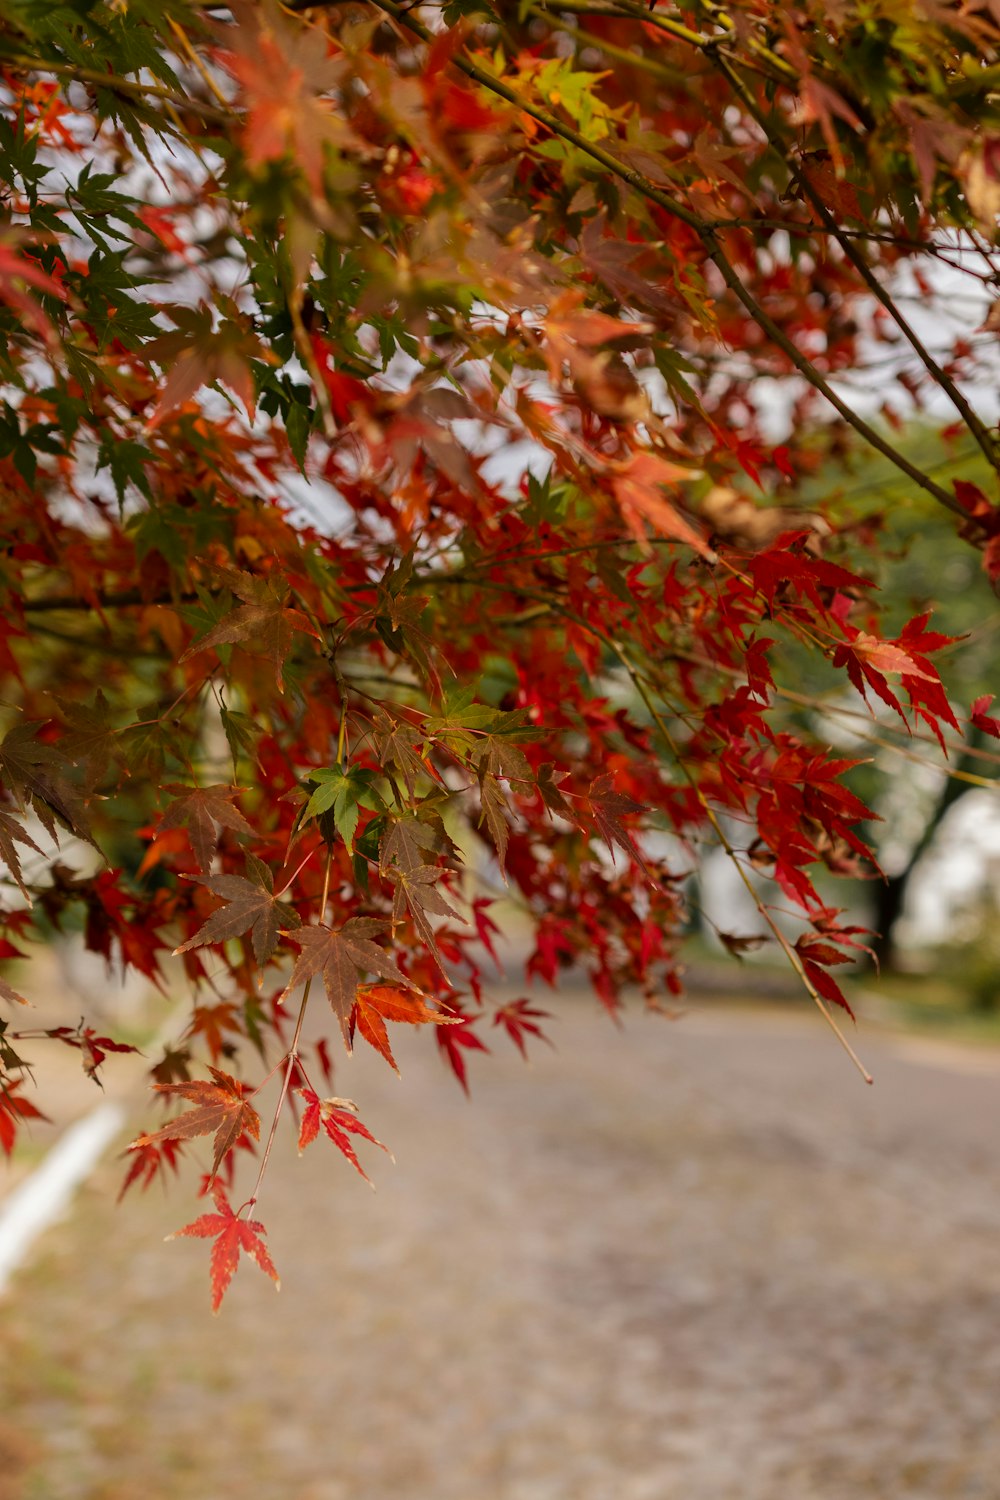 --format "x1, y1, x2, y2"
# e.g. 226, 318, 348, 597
3, 998, 1000, 1500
